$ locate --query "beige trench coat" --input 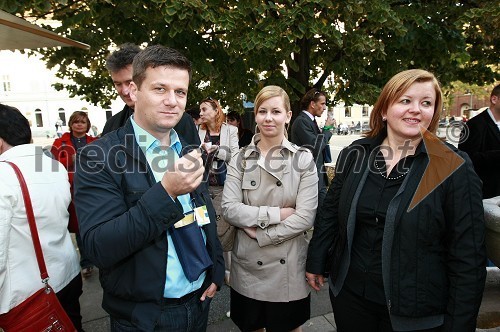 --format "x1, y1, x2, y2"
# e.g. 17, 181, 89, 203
221, 135, 318, 302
